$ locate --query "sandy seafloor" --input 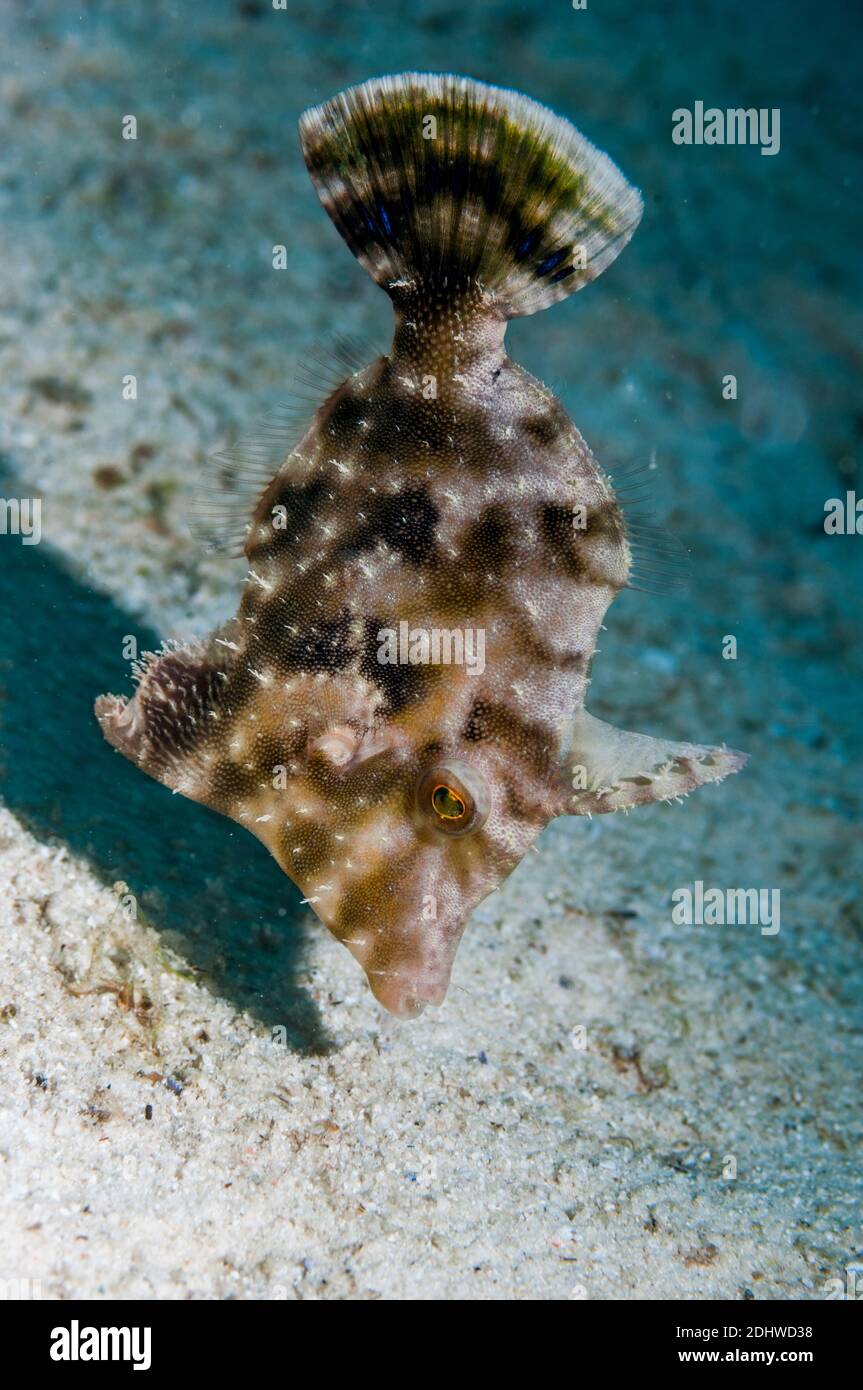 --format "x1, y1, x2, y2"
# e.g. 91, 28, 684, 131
0, 0, 861, 1300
